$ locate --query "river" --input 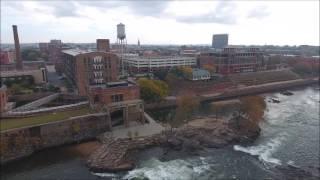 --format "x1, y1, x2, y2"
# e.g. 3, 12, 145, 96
1, 86, 319, 180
